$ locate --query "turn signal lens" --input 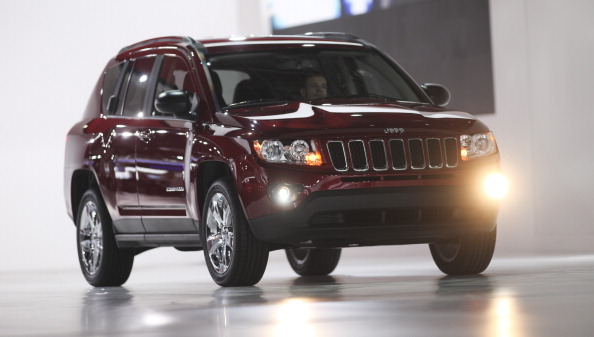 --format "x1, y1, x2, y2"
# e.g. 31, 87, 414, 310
305, 152, 323, 166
